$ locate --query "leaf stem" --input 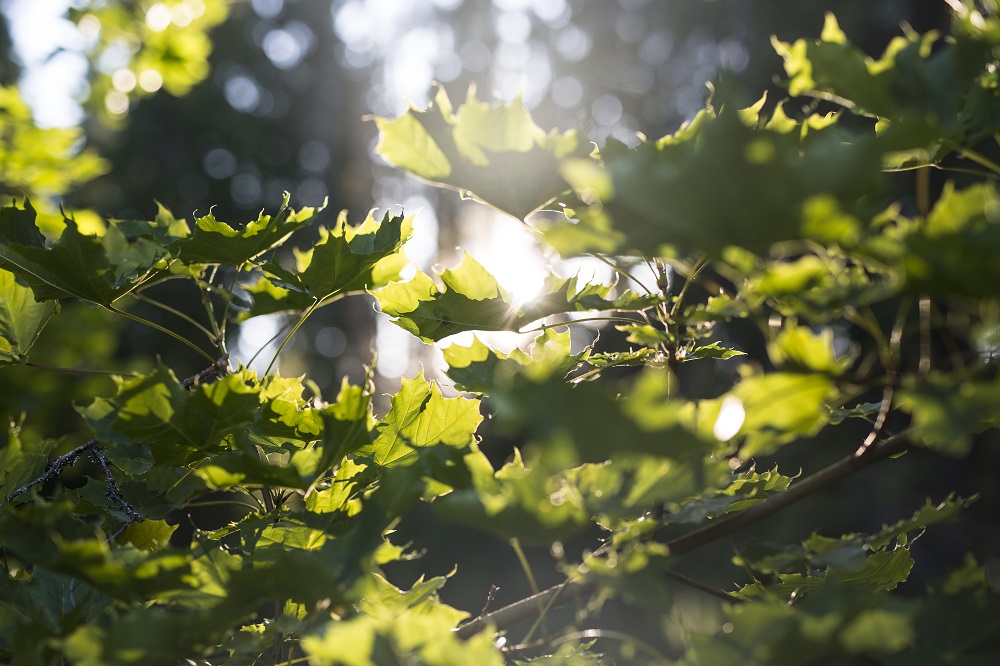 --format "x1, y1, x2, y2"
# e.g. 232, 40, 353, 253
519, 316, 640, 334
509, 538, 547, 644
957, 145, 1000, 176
590, 254, 654, 295
265, 298, 320, 376
105, 304, 217, 364
24, 361, 139, 377
132, 292, 219, 343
